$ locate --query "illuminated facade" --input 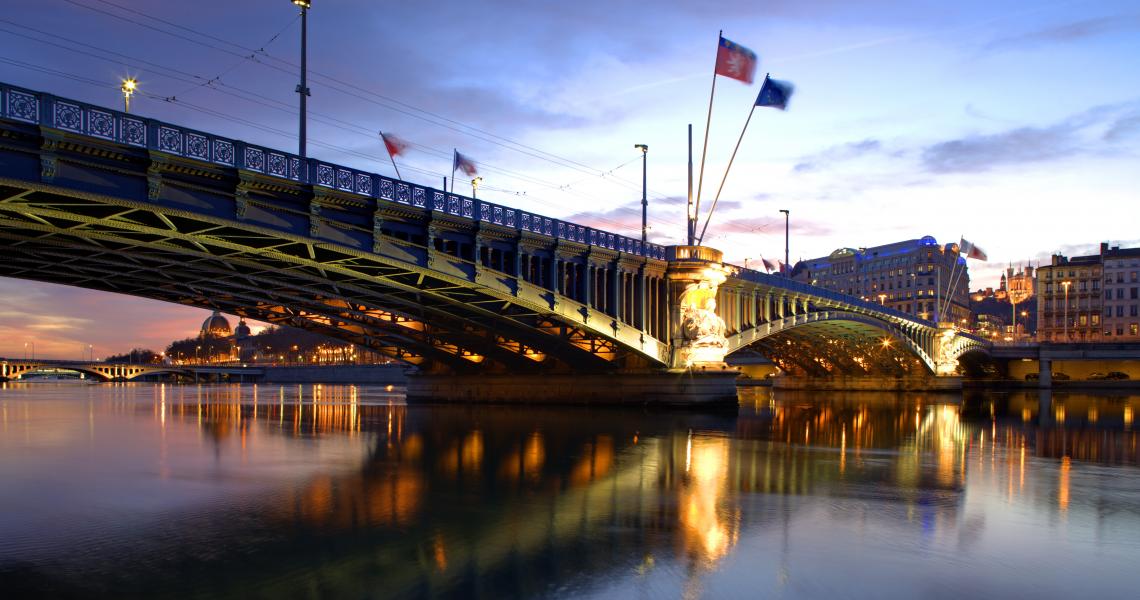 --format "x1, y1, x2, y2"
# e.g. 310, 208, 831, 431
1037, 243, 1139, 342
792, 236, 971, 324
